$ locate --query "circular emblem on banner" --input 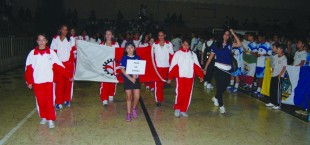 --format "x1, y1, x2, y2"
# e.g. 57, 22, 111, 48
102, 59, 120, 76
